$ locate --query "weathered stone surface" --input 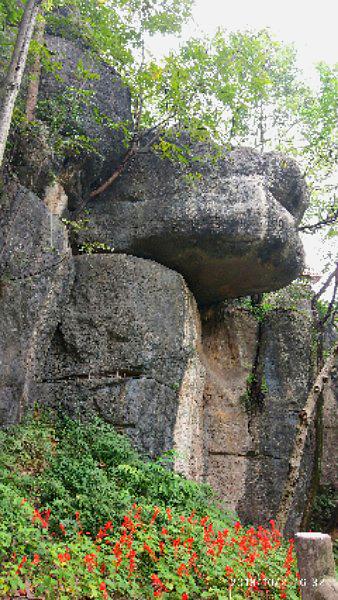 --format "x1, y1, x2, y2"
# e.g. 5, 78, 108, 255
314, 578, 338, 600
9, 122, 57, 197
202, 305, 257, 513
38, 254, 205, 476
321, 354, 338, 490
295, 533, 337, 600
220, 147, 309, 223
39, 34, 131, 197
201, 299, 315, 532
0, 180, 73, 425
82, 145, 308, 304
